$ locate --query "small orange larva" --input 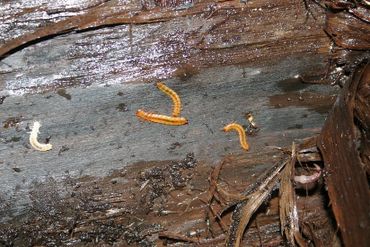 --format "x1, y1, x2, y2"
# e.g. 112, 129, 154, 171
136, 109, 188, 126
156, 82, 181, 117
29, 121, 52, 152
223, 123, 249, 151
